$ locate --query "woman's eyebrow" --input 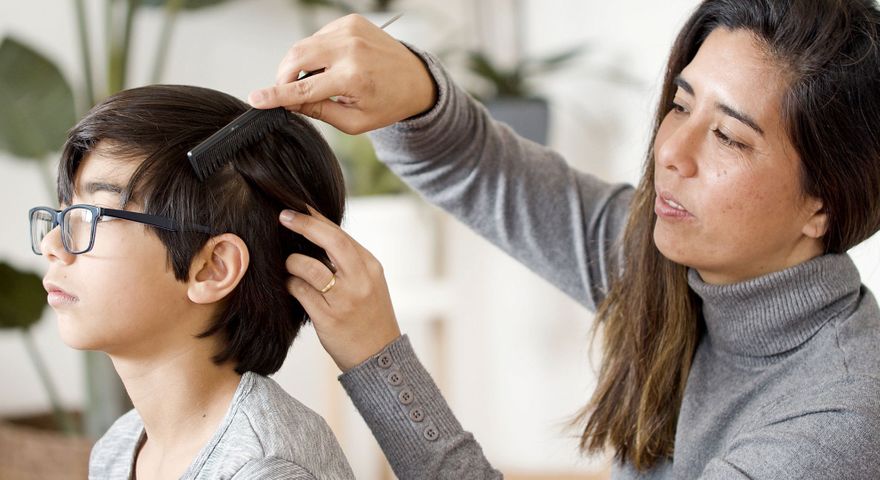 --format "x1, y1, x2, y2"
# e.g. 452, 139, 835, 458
674, 75, 765, 137
716, 103, 764, 136
674, 75, 695, 96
